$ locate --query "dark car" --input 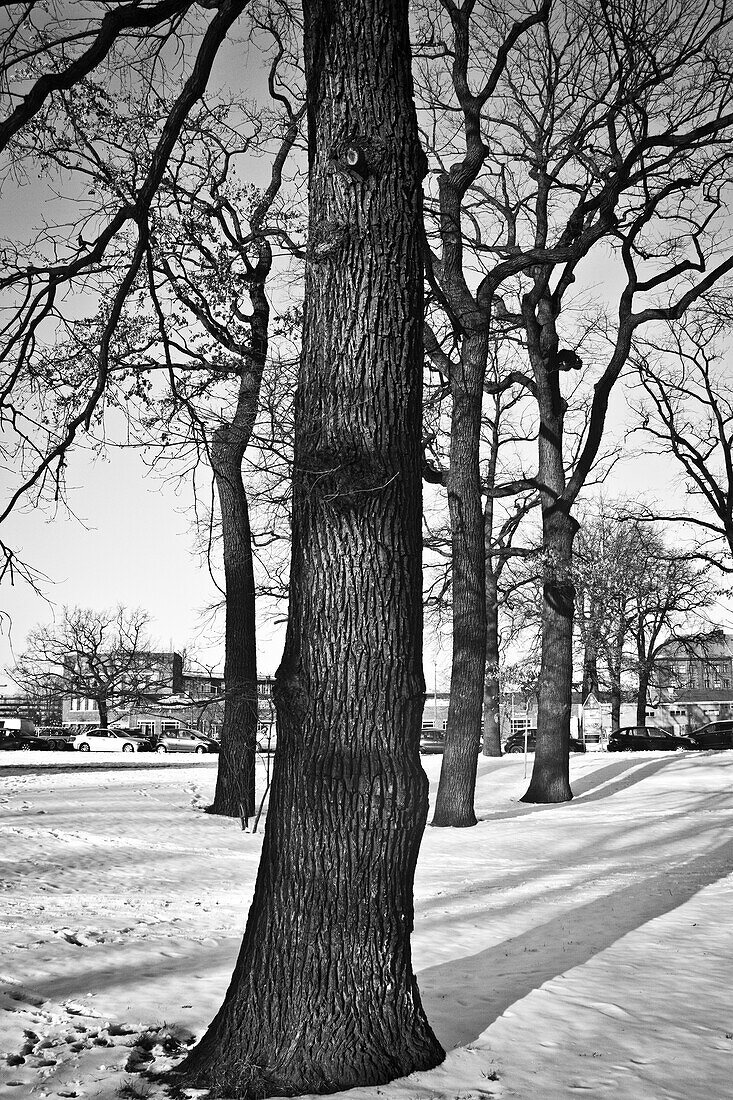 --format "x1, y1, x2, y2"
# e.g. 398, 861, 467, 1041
688, 720, 733, 749
503, 729, 587, 754
0, 730, 54, 751
419, 728, 446, 754
149, 729, 217, 754
607, 725, 699, 752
